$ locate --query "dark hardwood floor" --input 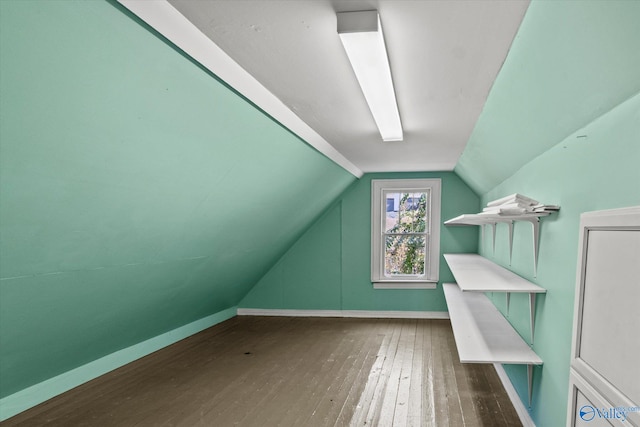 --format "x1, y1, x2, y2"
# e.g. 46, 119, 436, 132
3, 316, 522, 426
